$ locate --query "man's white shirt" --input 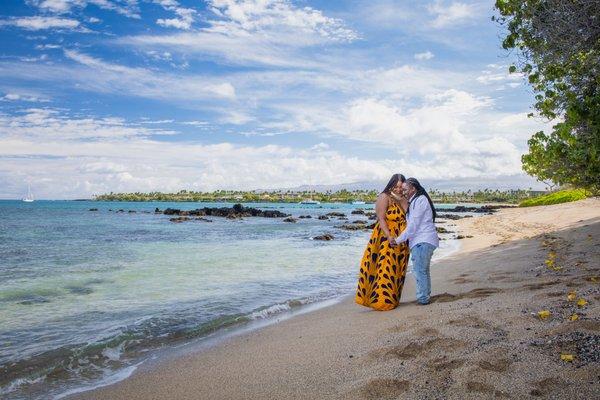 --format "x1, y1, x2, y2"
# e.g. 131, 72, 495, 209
395, 194, 439, 249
